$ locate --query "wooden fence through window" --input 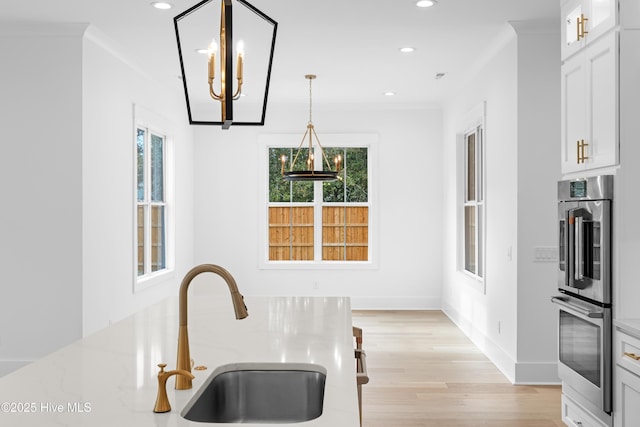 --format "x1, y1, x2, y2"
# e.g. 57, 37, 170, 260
268, 206, 368, 261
